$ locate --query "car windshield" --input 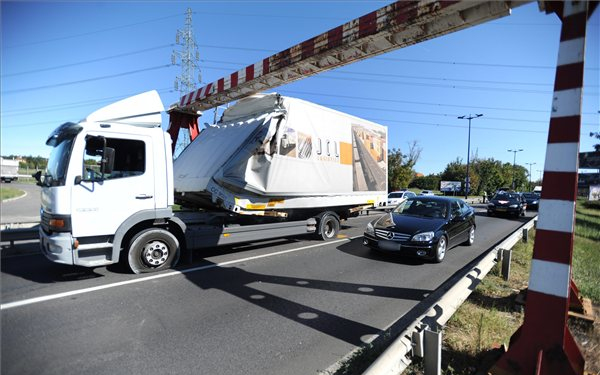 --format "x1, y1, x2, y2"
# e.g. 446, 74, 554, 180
394, 199, 448, 218
388, 193, 404, 198
522, 193, 538, 198
492, 193, 520, 200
